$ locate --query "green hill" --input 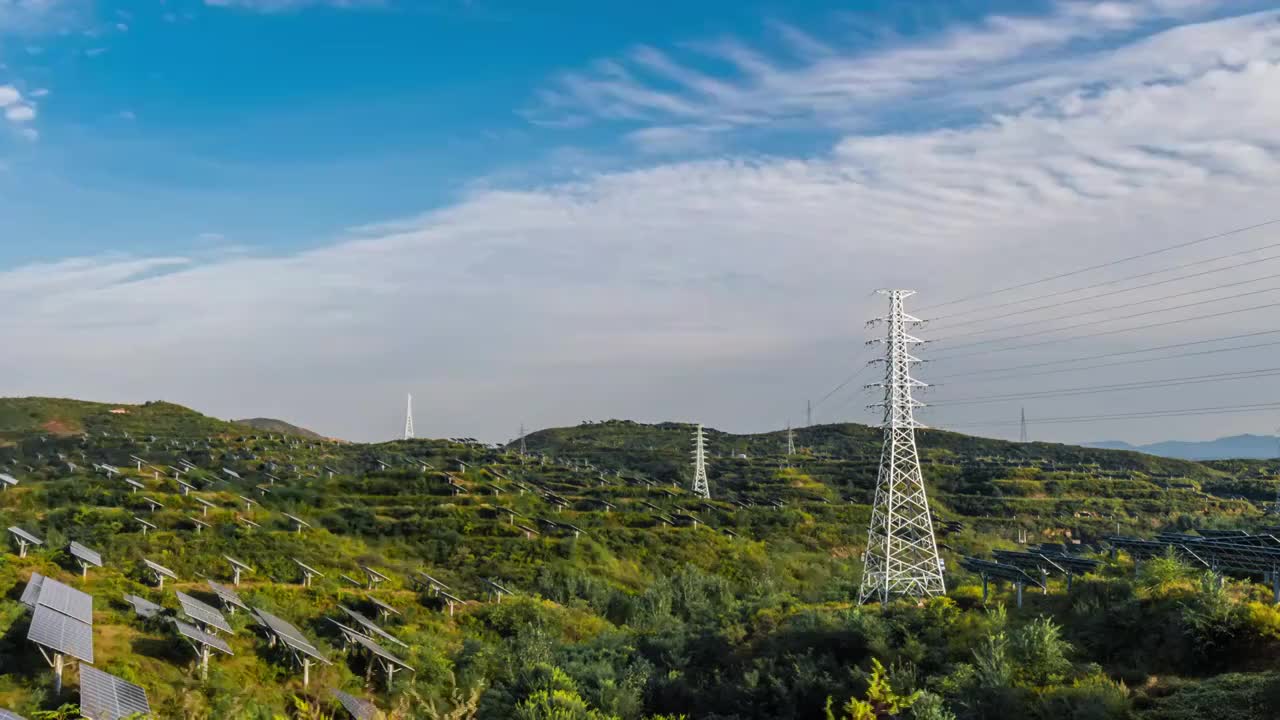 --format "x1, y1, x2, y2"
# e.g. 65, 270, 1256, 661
234, 417, 327, 441
0, 399, 1278, 719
